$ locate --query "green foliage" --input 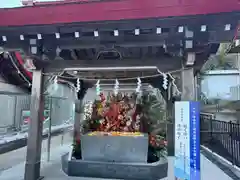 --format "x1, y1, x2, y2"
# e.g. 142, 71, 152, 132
201, 43, 234, 72
141, 93, 166, 133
